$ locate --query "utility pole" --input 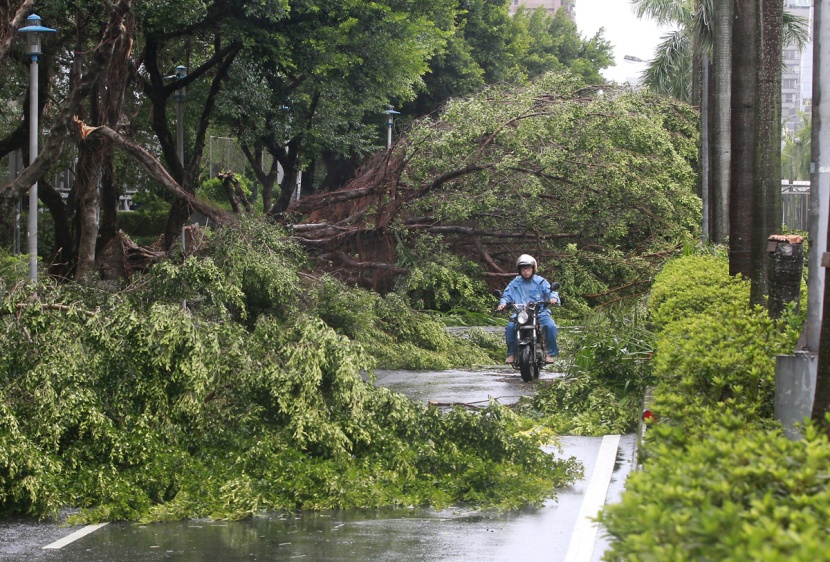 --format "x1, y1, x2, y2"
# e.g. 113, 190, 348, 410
776, 2, 824, 437
812, 0, 830, 426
